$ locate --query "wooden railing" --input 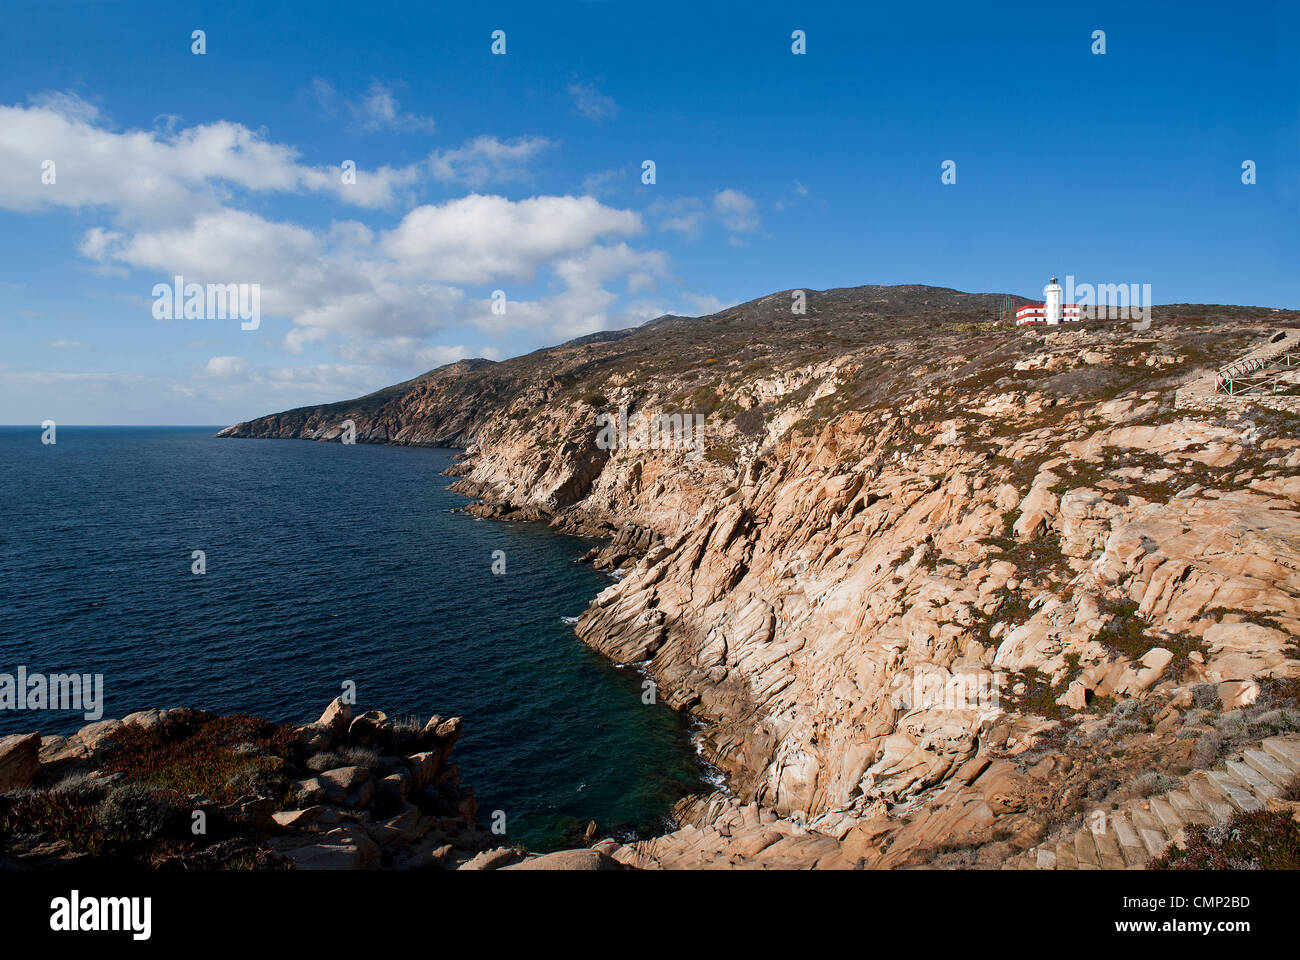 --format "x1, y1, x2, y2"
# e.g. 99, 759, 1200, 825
1213, 332, 1300, 395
